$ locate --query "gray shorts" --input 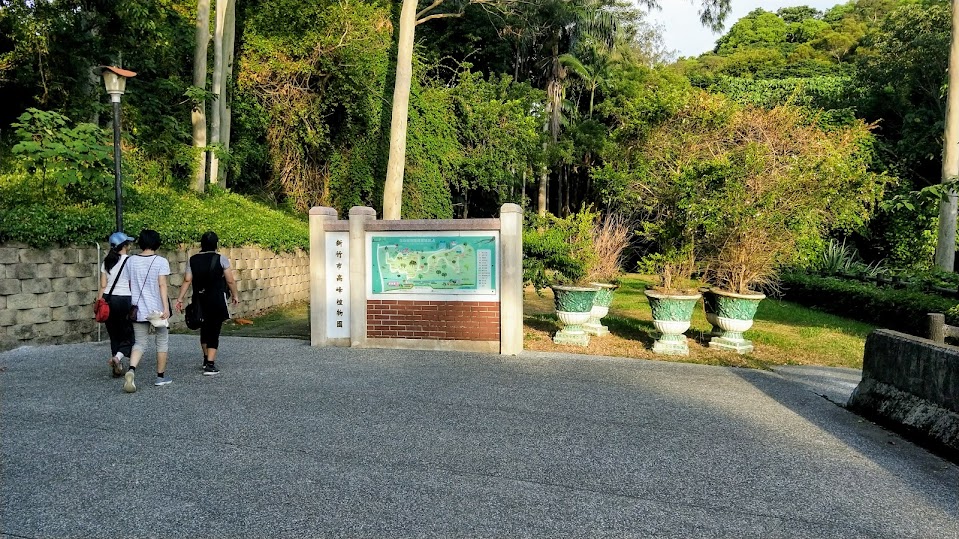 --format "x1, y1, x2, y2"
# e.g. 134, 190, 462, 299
132, 322, 169, 353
